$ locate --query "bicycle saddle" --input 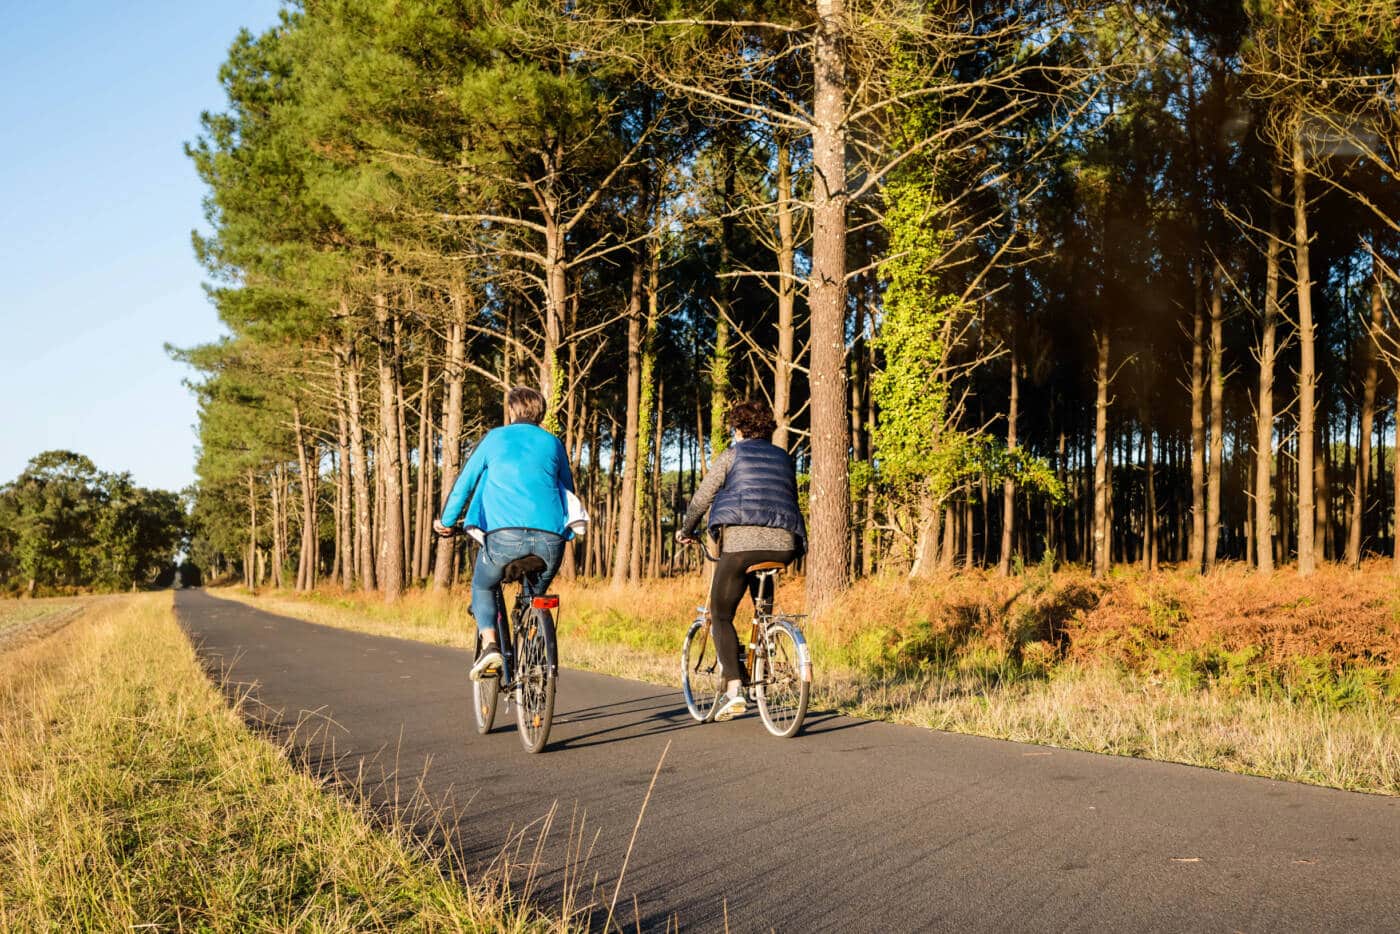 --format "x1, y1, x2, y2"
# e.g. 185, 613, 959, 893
746, 561, 786, 574
502, 555, 548, 583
